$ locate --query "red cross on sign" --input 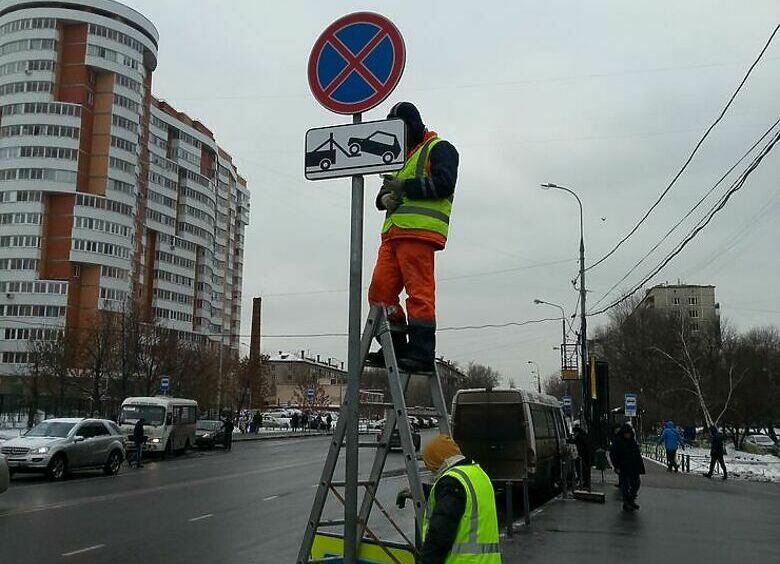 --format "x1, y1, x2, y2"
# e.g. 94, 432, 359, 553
308, 12, 406, 115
